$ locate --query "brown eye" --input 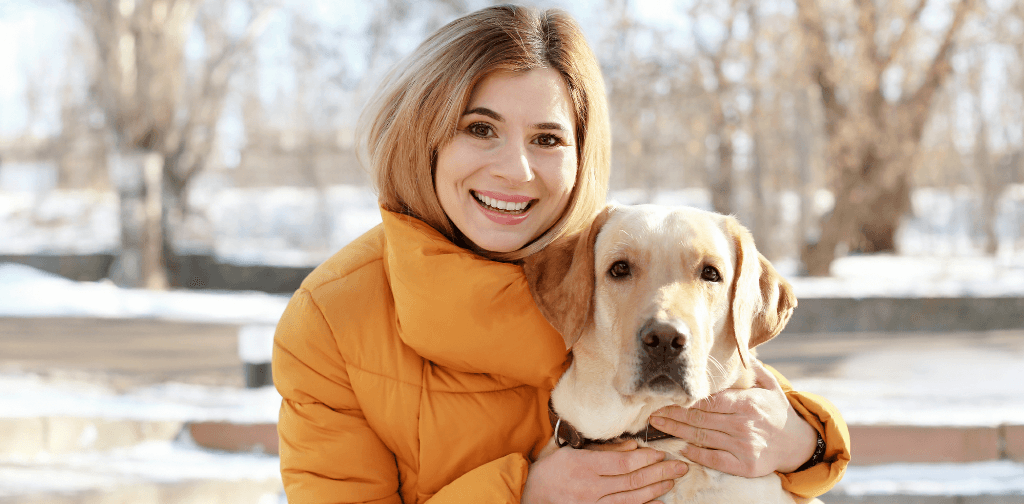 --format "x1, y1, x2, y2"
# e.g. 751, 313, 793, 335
535, 133, 563, 147
609, 261, 631, 278
468, 123, 494, 138
701, 266, 721, 283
